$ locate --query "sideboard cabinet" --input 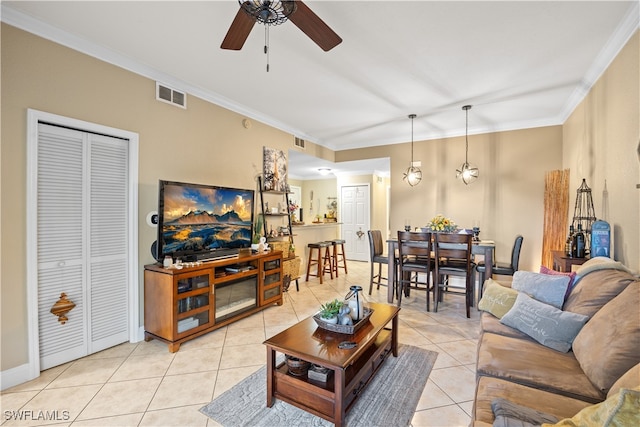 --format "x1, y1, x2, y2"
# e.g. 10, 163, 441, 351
144, 251, 283, 352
